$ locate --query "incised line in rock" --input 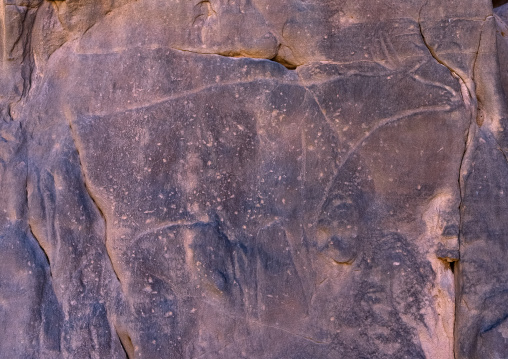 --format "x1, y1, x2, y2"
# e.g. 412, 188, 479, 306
87, 75, 298, 117
309, 98, 454, 223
